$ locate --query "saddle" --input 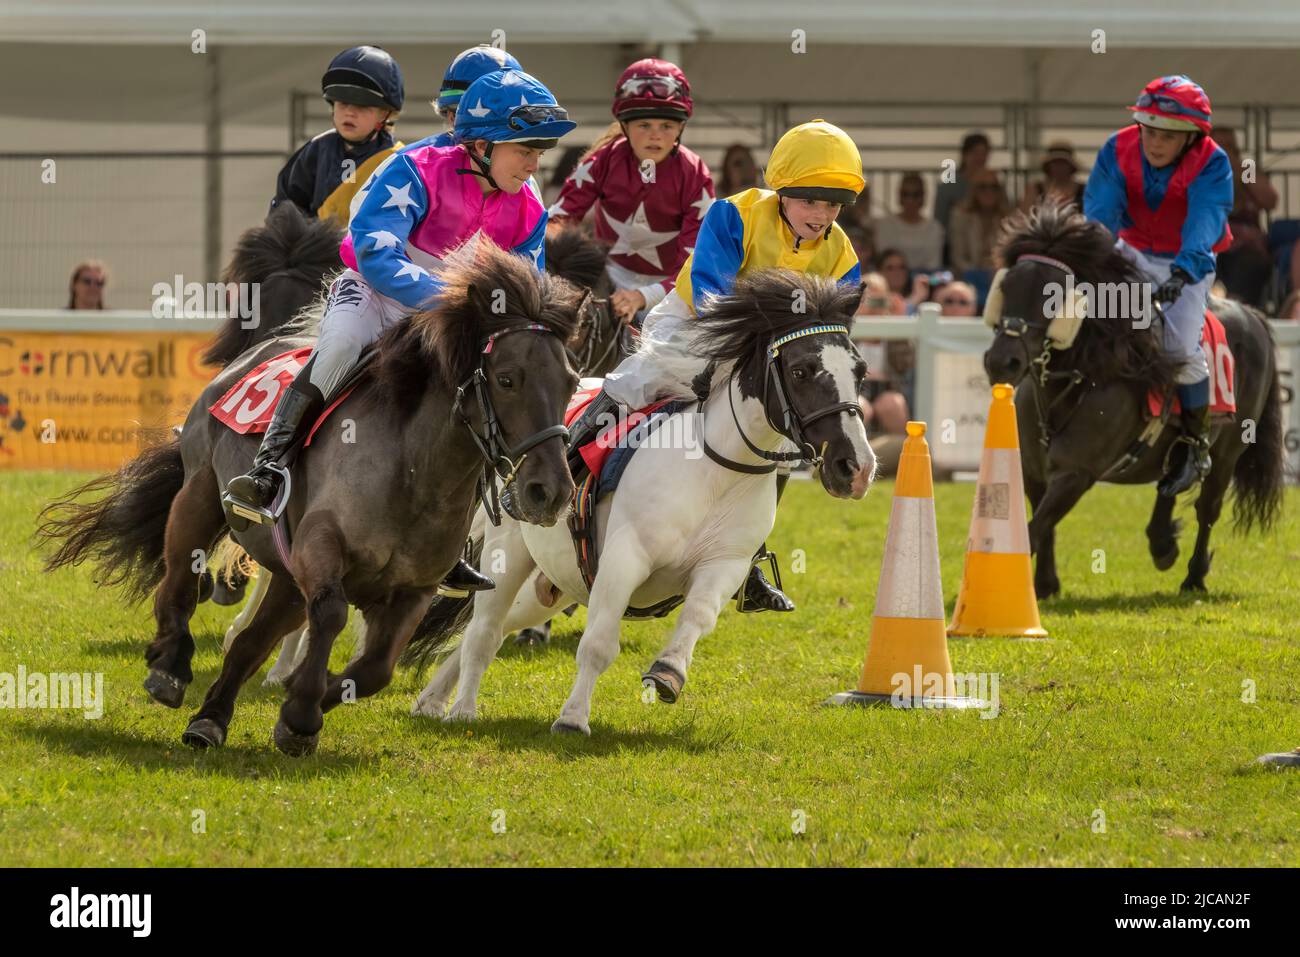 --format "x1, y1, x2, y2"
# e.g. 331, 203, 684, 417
1104, 309, 1236, 481
211, 346, 375, 535
209, 346, 370, 446
565, 390, 688, 620
1144, 308, 1237, 421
